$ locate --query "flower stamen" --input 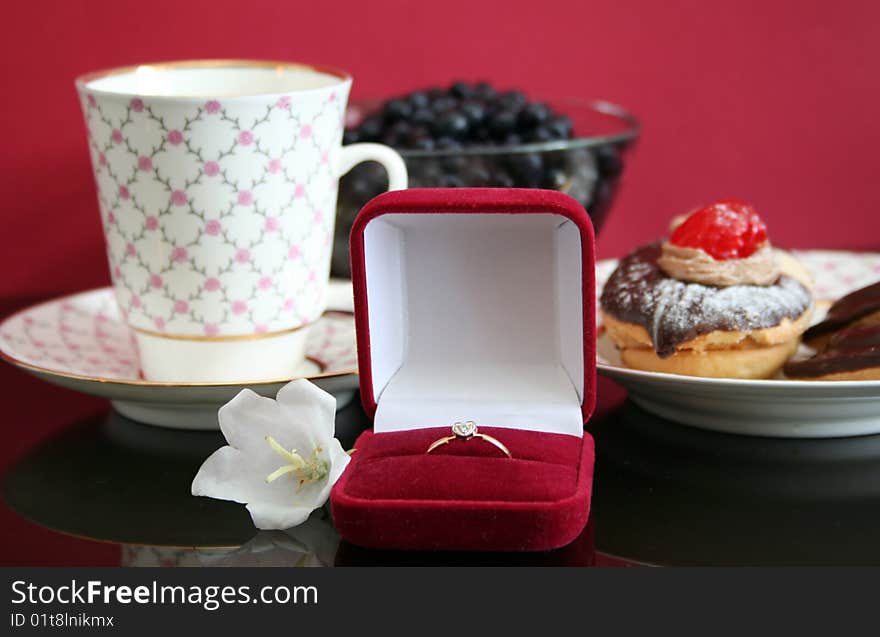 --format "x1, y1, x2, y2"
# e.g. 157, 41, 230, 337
265, 435, 330, 490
